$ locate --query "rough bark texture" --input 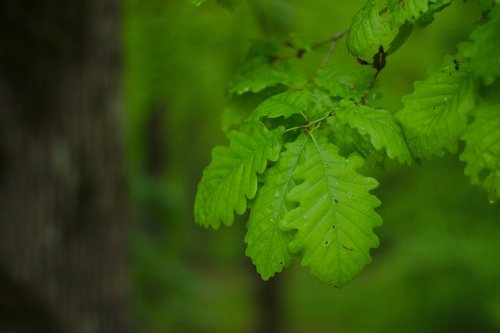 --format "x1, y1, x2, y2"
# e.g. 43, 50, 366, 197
0, 0, 131, 332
